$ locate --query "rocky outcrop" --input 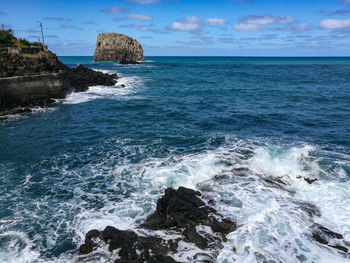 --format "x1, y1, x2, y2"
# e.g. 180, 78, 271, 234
0, 50, 68, 78
68, 65, 118, 92
311, 223, 350, 254
119, 58, 140, 65
141, 187, 235, 235
93, 33, 145, 63
0, 50, 119, 115
79, 187, 236, 263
